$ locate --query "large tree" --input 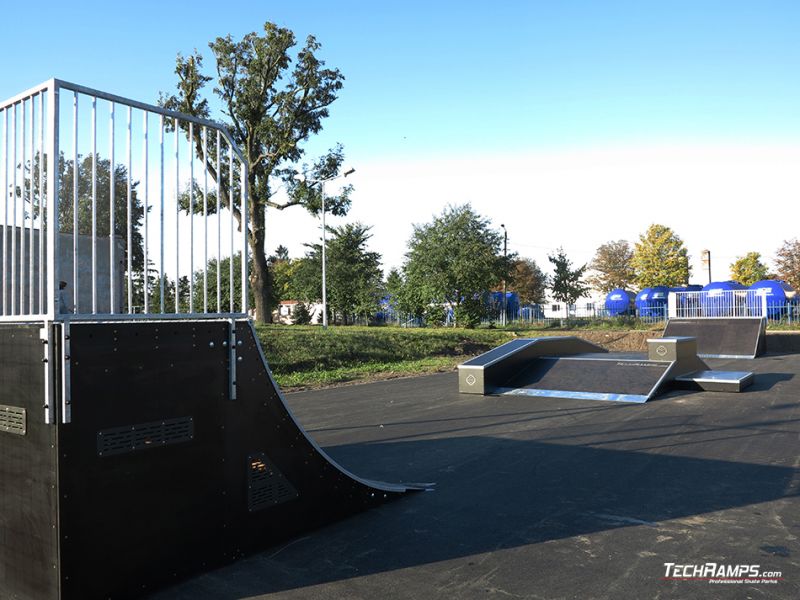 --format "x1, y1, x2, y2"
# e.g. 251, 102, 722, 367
631, 224, 691, 288
587, 240, 634, 293
729, 252, 769, 286
160, 22, 353, 322
508, 258, 548, 304
775, 238, 800, 290
403, 204, 506, 327
287, 223, 383, 324
548, 247, 589, 307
